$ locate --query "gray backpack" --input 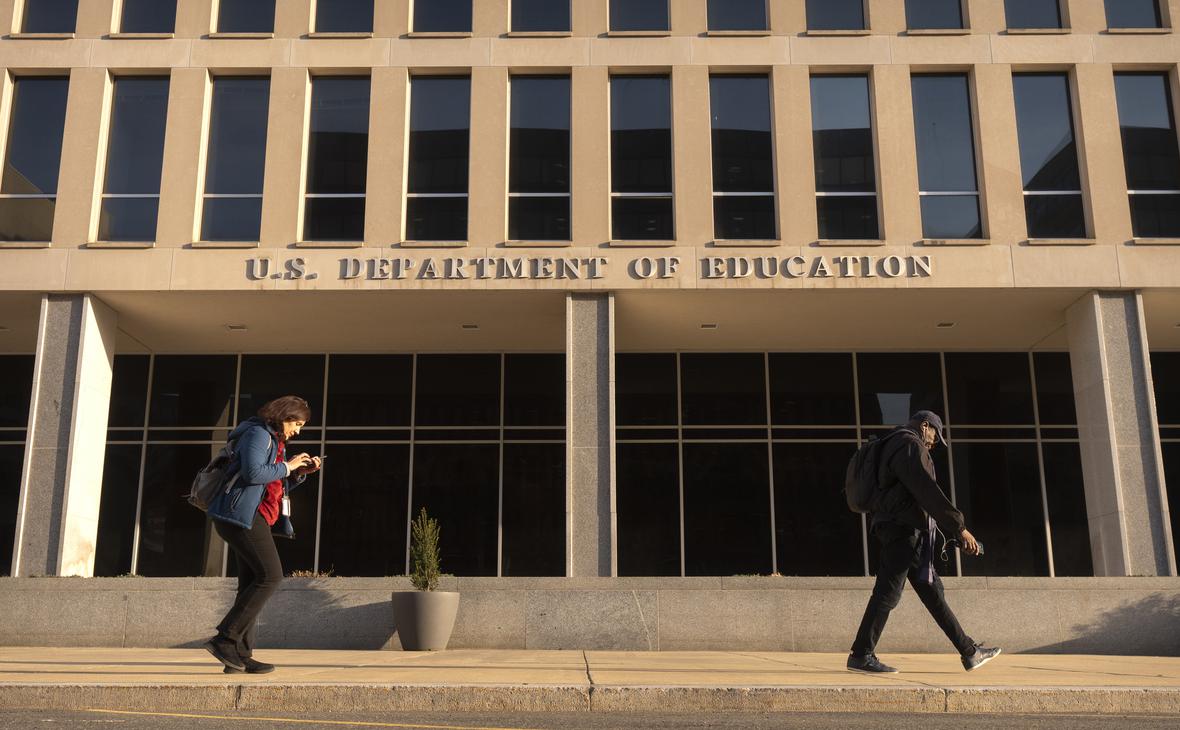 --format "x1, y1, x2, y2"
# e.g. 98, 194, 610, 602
188, 439, 241, 511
